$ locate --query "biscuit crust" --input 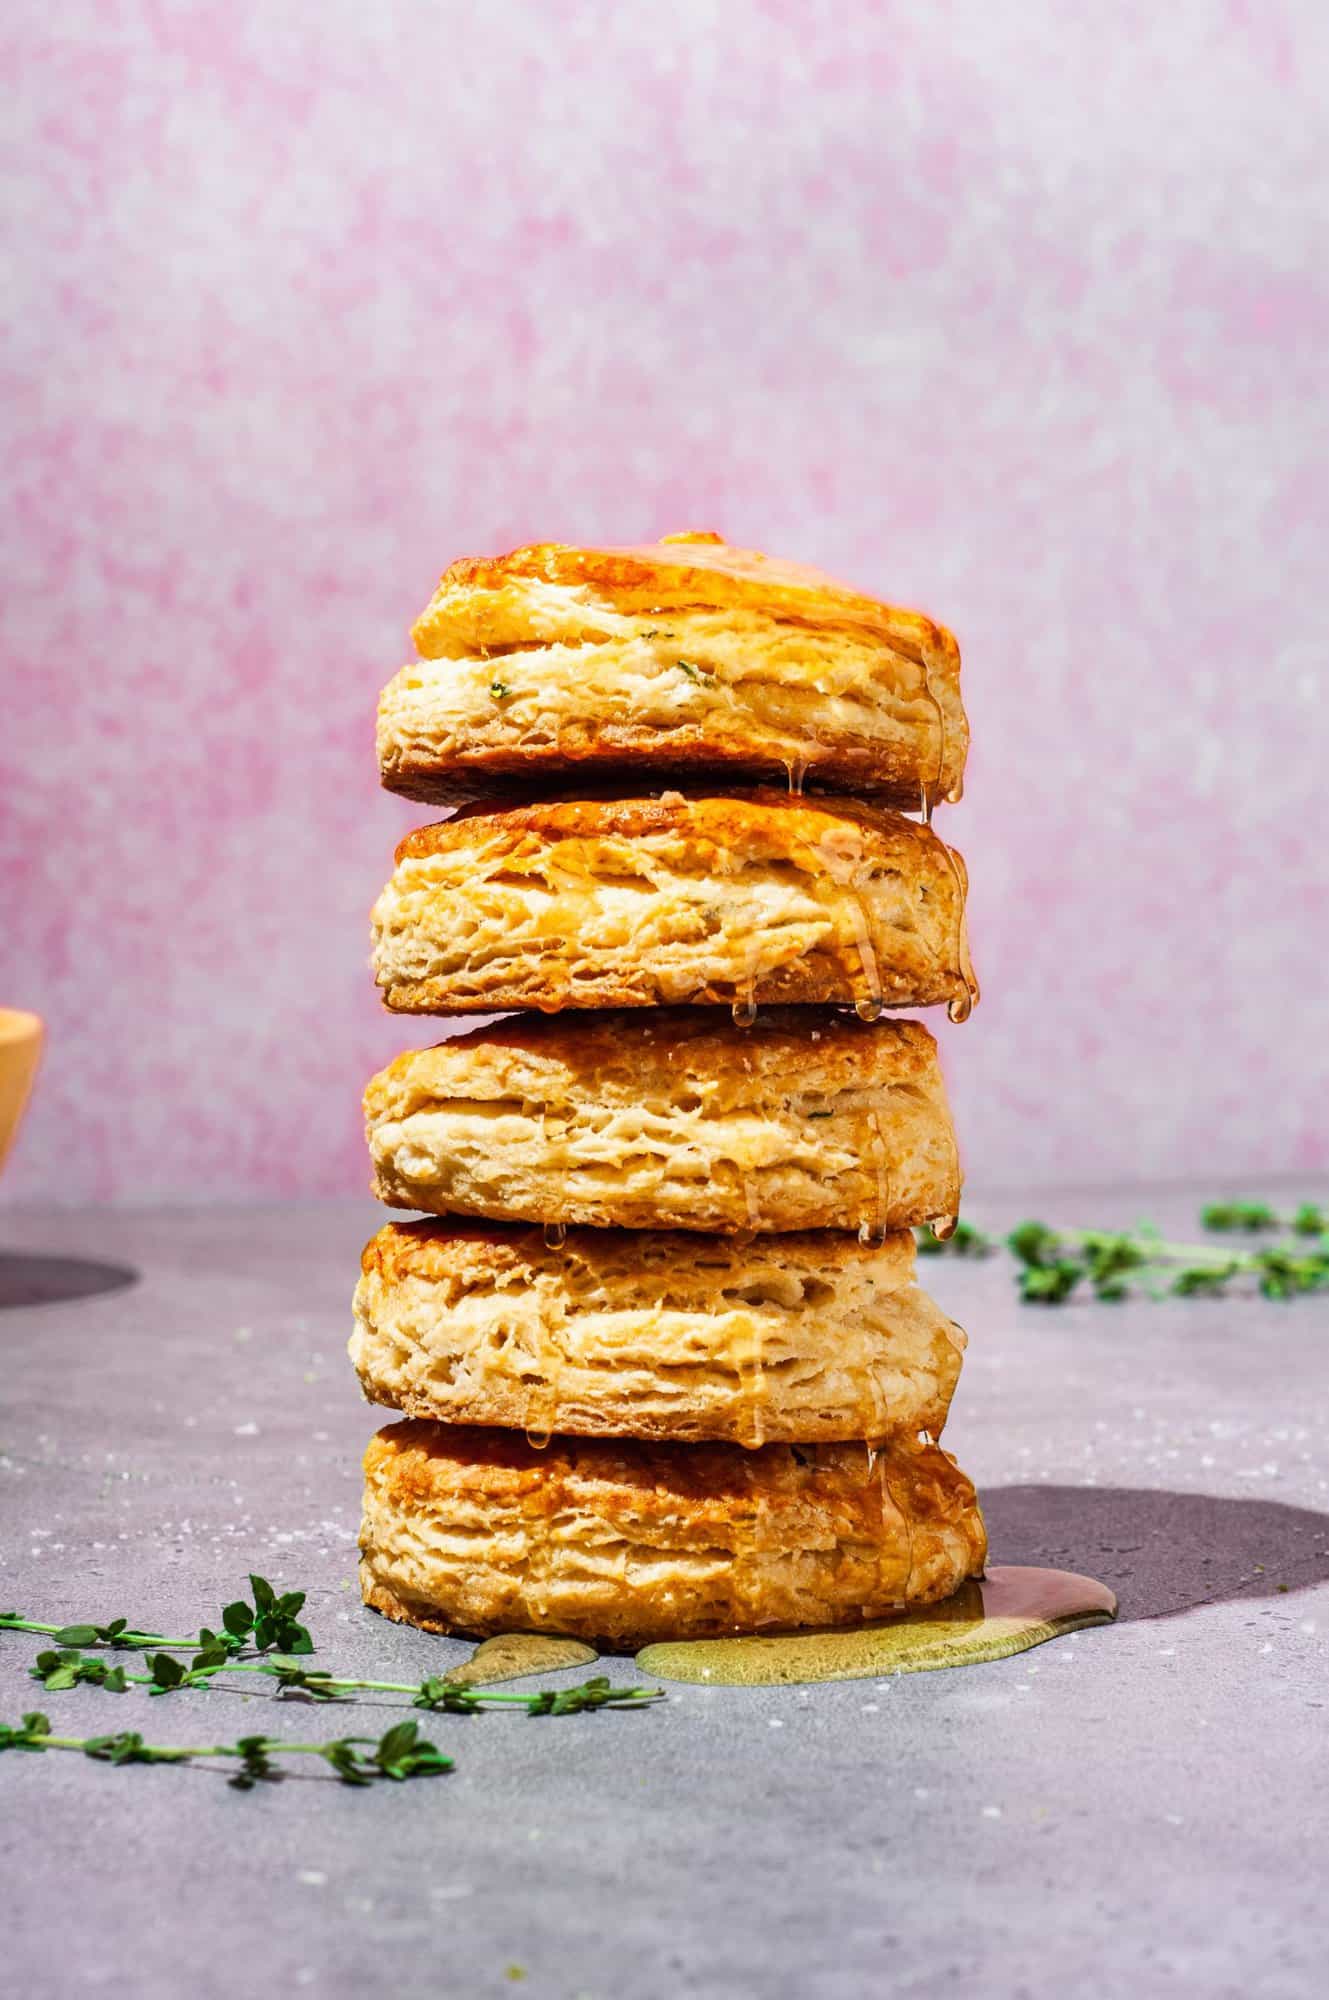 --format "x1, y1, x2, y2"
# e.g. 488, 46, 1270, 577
359, 1418, 988, 1646
351, 1221, 966, 1446
384, 532, 966, 810
370, 791, 978, 1017
364, 1008, 960, 1234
